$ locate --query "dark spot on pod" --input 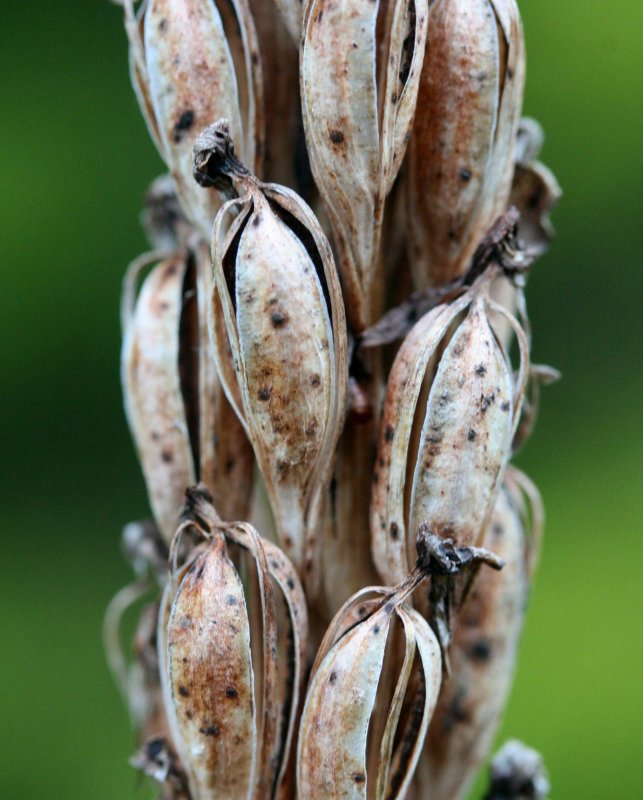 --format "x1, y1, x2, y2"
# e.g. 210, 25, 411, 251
500, 401, 510, 412
286, 577, 295, 590
507, 67, 514, 79
146, 738, 164, 759
251, 51, 259, 66
225, 687, 238, 699
384, 601, 394, 614
276, 460, 290, 477
161, 449, 173, 463
172, 110, 194, 143
151, 431, 160, 441
314, 10, 323, 24
468, 638, 493, 662
448, 228, 457, 241
357, 606, 366, 617
305, 559, 314, 573
443, 688, 470, 732
196, 564, 205, 581
270, 310, 287, 327
199, 725, 220, 737
528, 191, 541, 210
329, 671, 338, 684
467, 429, 477, 442
439, 391, 451, 405
384, 425, 395, 442
252, 214, 262, 227
224, 456, 234, 474
226, 594, 237, 606
270, 559, 279, 570
459, 167, 472, 182
329, 130, 345, 145
391, 91, 398, 104
258, 386, 271, 401
159, 301, 169, 311
475, 364, 487, 376
352, 773, 366, 783
186, 710, 193, 720
310, 374, 321, 387
372, 625, 380, 635
480, 392, 496, 412
390, 522, 399, 540
158, 18, 167, 32
492, 523, 504, 538
178, 686, 190, 697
